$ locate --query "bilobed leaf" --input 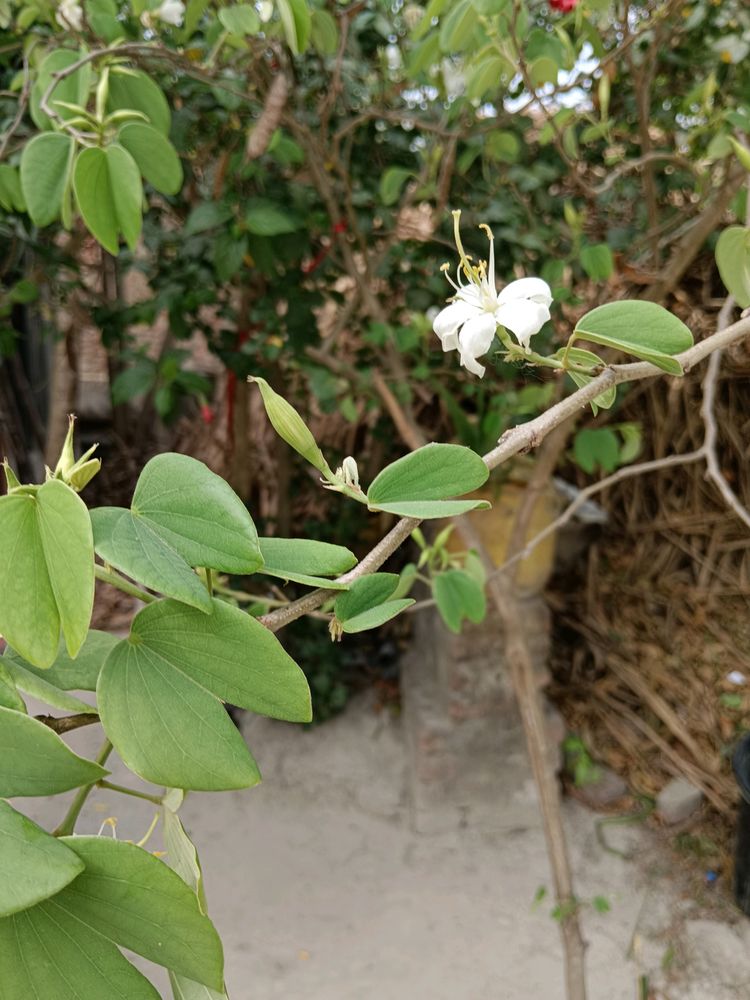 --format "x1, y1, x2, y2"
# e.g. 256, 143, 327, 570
132, 453, 263, 573
340, 600, 414, 633
573, 427, 620, 474
715, 226, 750, 308
367, 444, 488, 508
257, 537, 356, 588
124, 598, 312, 721
0, 706, 107, 796
2, 655, 96, 714
334, 573, 398, 622
0, 901, 161, 1000
571, 301, 694, 373
4, 630, 118, 692
106, 66, 171, 134
90, 507, 214, 611
368, 499, 491, 519
0, 800, 84, 917
0, 480, 94, 668
433, 569, 486, 634
552, 346, 616, 413
20, 133, 75, 226
118, 122, 183, 195
98, 635, 261, 791
56, 837, 224, 989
